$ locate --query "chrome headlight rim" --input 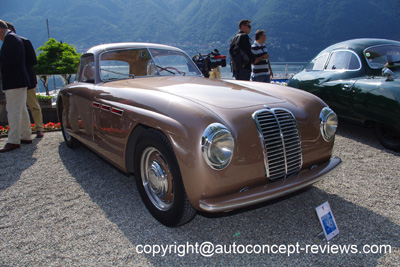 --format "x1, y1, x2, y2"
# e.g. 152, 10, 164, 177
201, 123, 234, 170
320, 107, 338, 142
